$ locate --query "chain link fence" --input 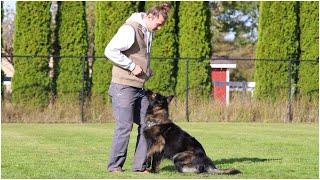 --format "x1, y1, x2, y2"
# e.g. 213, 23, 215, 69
1, 54, 319, 123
